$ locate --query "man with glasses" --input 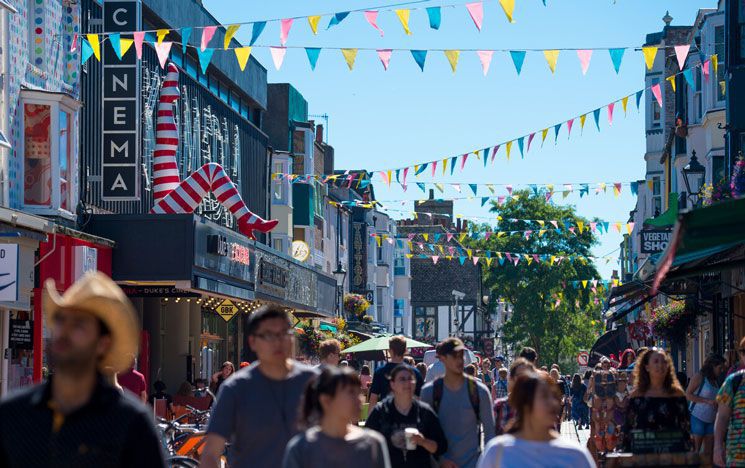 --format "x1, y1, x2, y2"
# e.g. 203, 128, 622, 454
715, 336, 745, 467
200, 306, 319, 468
318, 339, 342, 367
